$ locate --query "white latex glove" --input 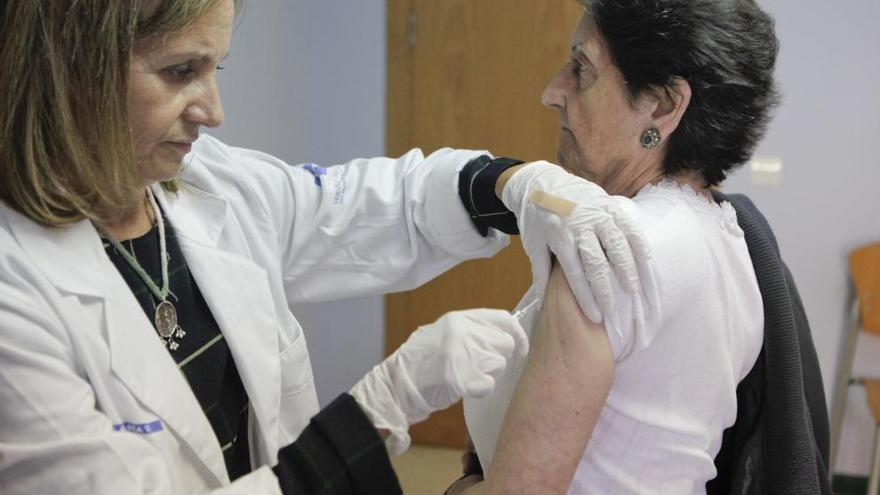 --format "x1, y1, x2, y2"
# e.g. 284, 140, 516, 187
350, 309, 528, 456
501, 161, 651, 322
